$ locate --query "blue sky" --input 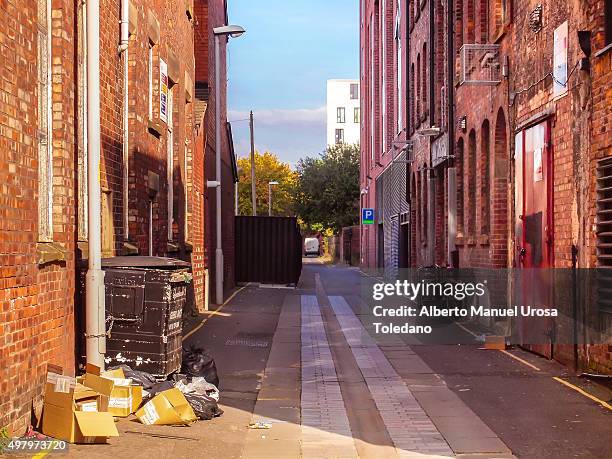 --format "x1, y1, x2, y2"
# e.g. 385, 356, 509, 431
227, 0, 359, 167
